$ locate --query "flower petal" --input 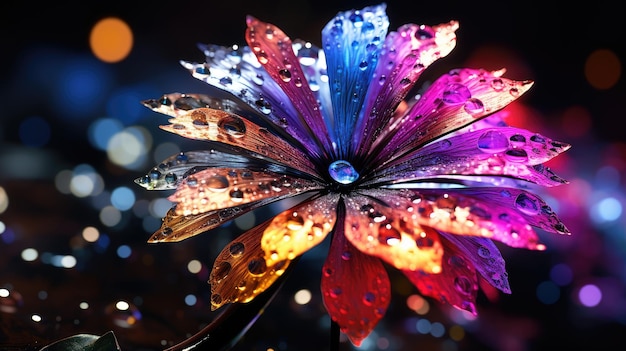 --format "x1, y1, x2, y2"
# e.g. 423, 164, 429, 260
148, 194, 311, 243
402, 234, 480, 315
321, 223, 390, 347
343, 193, 444, 272
168, 168, 322, 216
179, 45, 325, 159
261, 194, 340, 267
354, 20, 458, 158
438, 232, 511, 294
370, 68, 533, 168
321, 3, 389, 156
245, 16, 334, 158
159, 108, 320, 176
209, 220, 291, 310
366, 126, 570, 187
